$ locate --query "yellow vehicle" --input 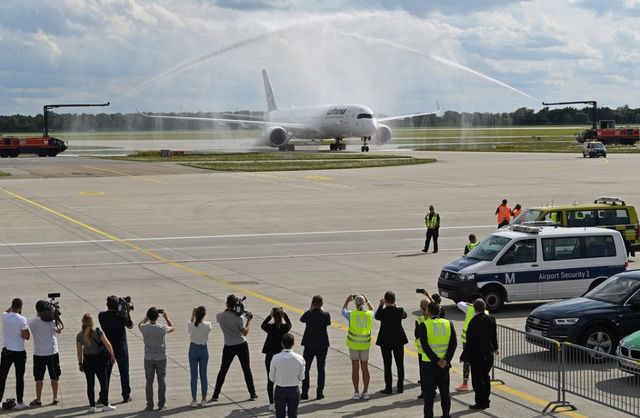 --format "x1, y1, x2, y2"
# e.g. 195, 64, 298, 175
512, 197, 640, 255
